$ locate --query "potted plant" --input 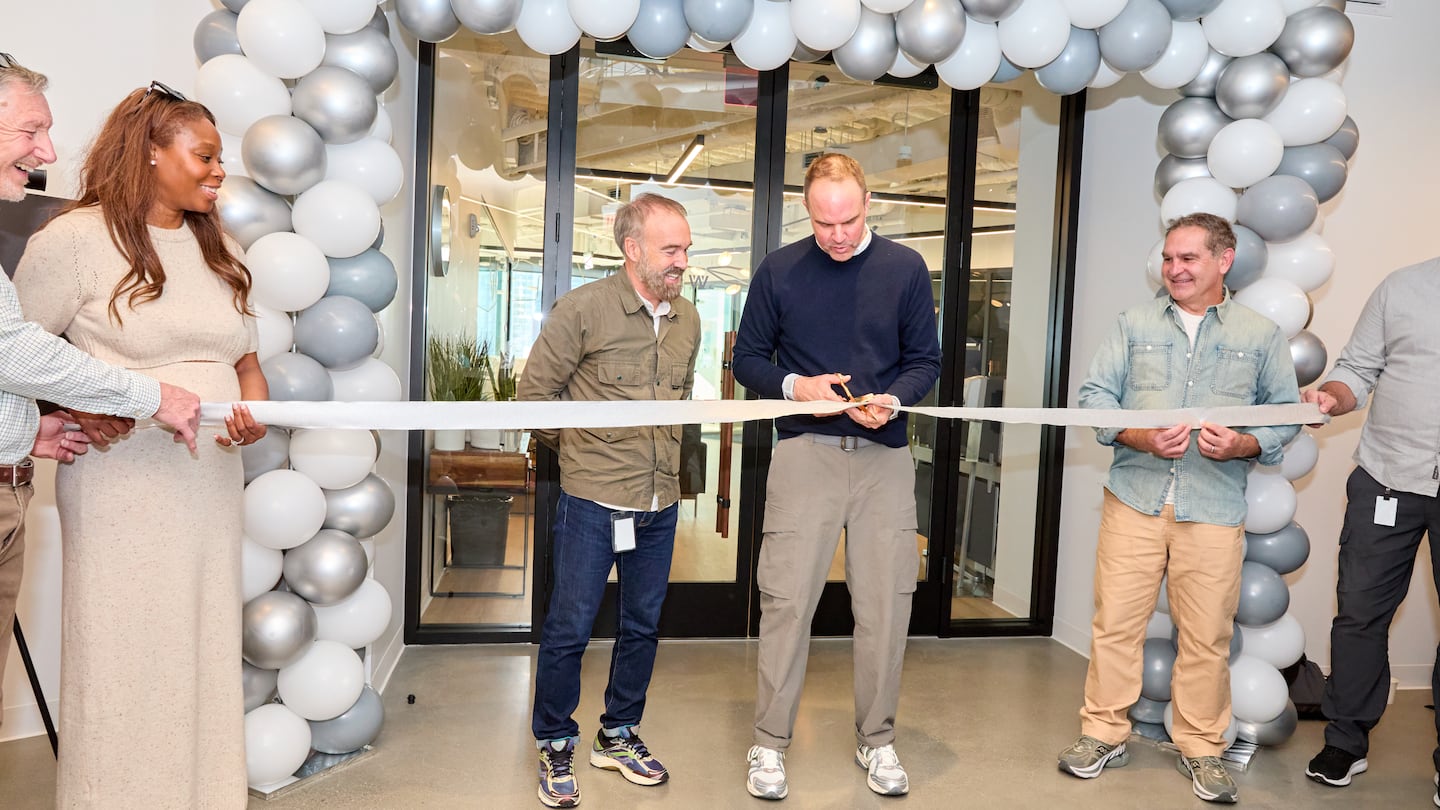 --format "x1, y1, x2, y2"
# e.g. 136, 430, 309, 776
427, 334, 488, 451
